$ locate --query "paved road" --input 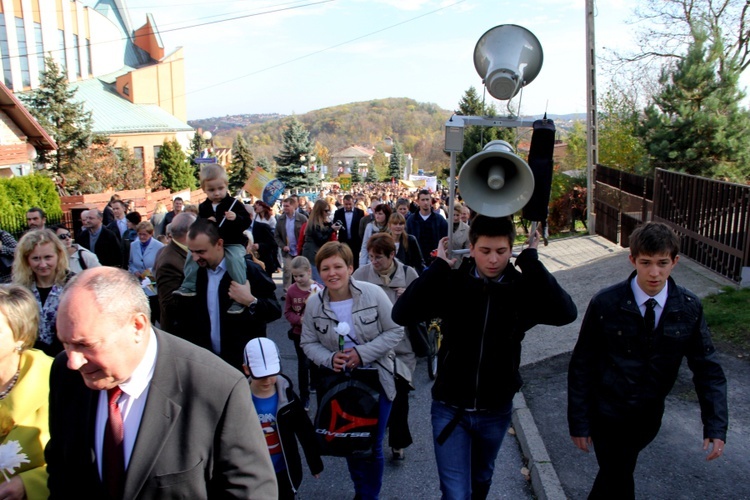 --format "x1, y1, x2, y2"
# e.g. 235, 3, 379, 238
524, 235, 749, 499
264, 283, 533, 499
258, 233, 749, 499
